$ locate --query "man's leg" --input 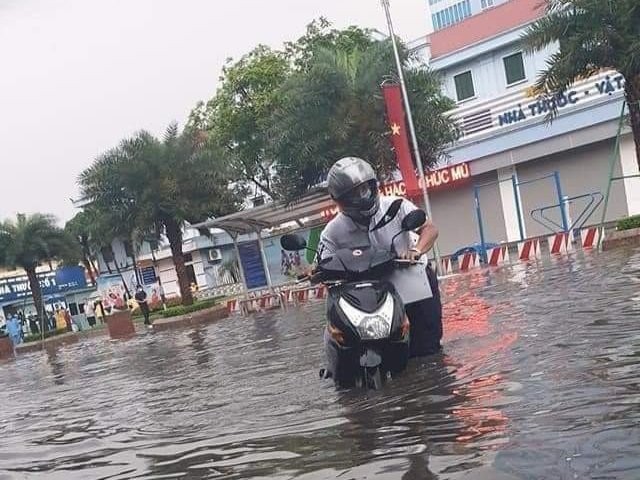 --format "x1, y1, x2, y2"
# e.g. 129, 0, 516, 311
142, 305, 151, 325
406, 264, 443, 357
406, 298, 442, 357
